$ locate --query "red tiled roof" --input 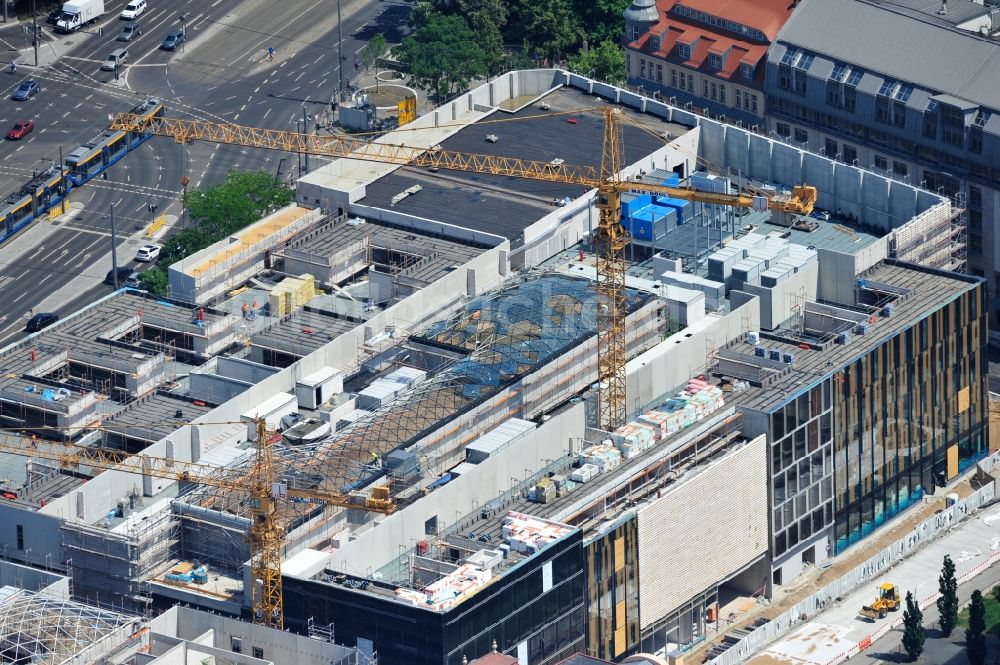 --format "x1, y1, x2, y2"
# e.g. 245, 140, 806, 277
677, 0, 796, 40
626, 0, 792, 85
